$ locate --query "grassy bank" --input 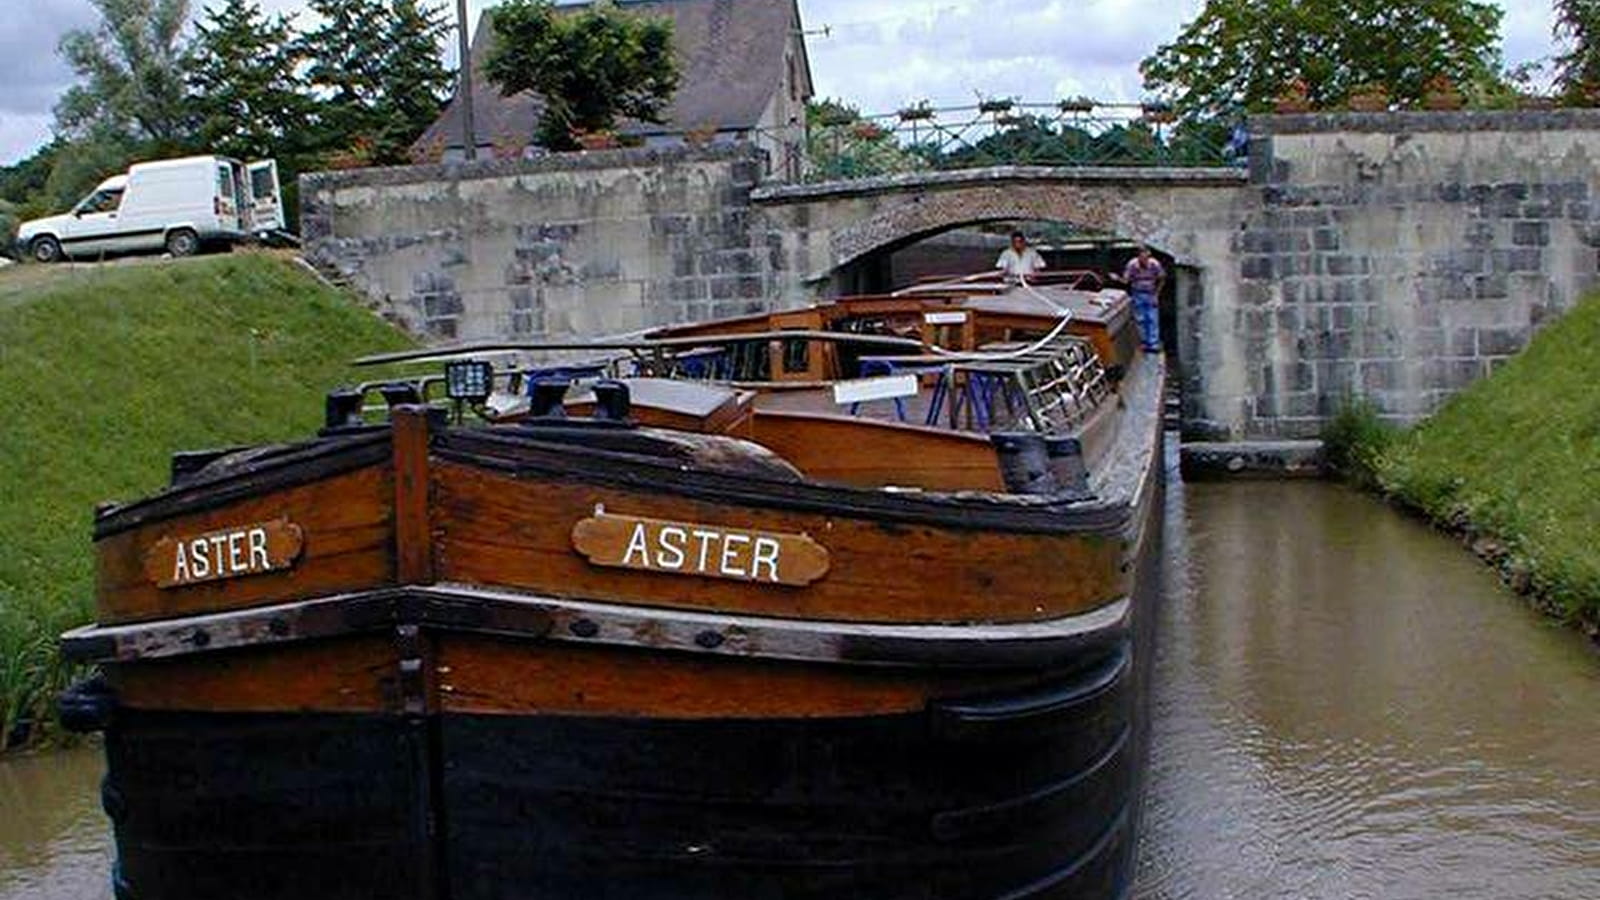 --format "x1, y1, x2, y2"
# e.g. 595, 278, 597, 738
0, 253, 414, 749
1327, 296, 1600, 638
